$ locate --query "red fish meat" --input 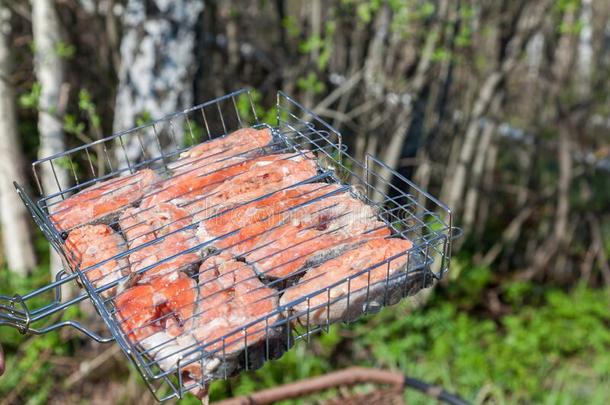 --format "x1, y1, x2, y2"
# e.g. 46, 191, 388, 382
115, 273, 198, 371
188, 152, 318, 222
141, 153, 310, 210
280, 238, 414, 324
51, 169, 161, 231
180, 253, 279, 380
64, 224, 129, 297
197, 183, 342, 247
233, 193, 390, 280
119, 202, 200, 283
168, 127, 273, 175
